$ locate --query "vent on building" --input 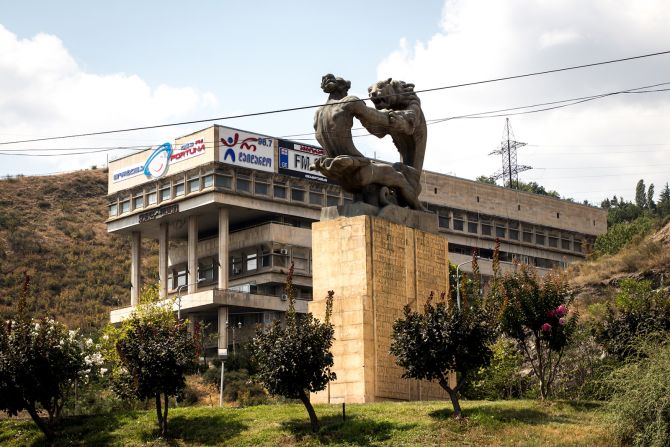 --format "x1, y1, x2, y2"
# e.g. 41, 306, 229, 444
280, 248, 289, 255
280, 294, 288, 301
